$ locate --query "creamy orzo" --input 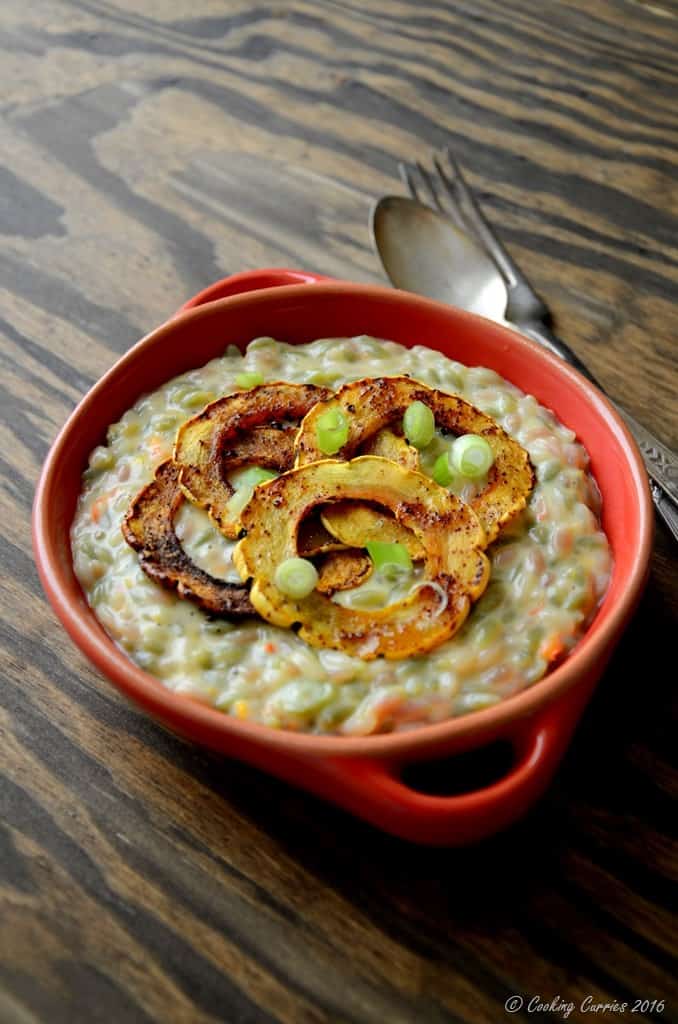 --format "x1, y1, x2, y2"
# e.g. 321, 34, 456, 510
71, 335, 612, 735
